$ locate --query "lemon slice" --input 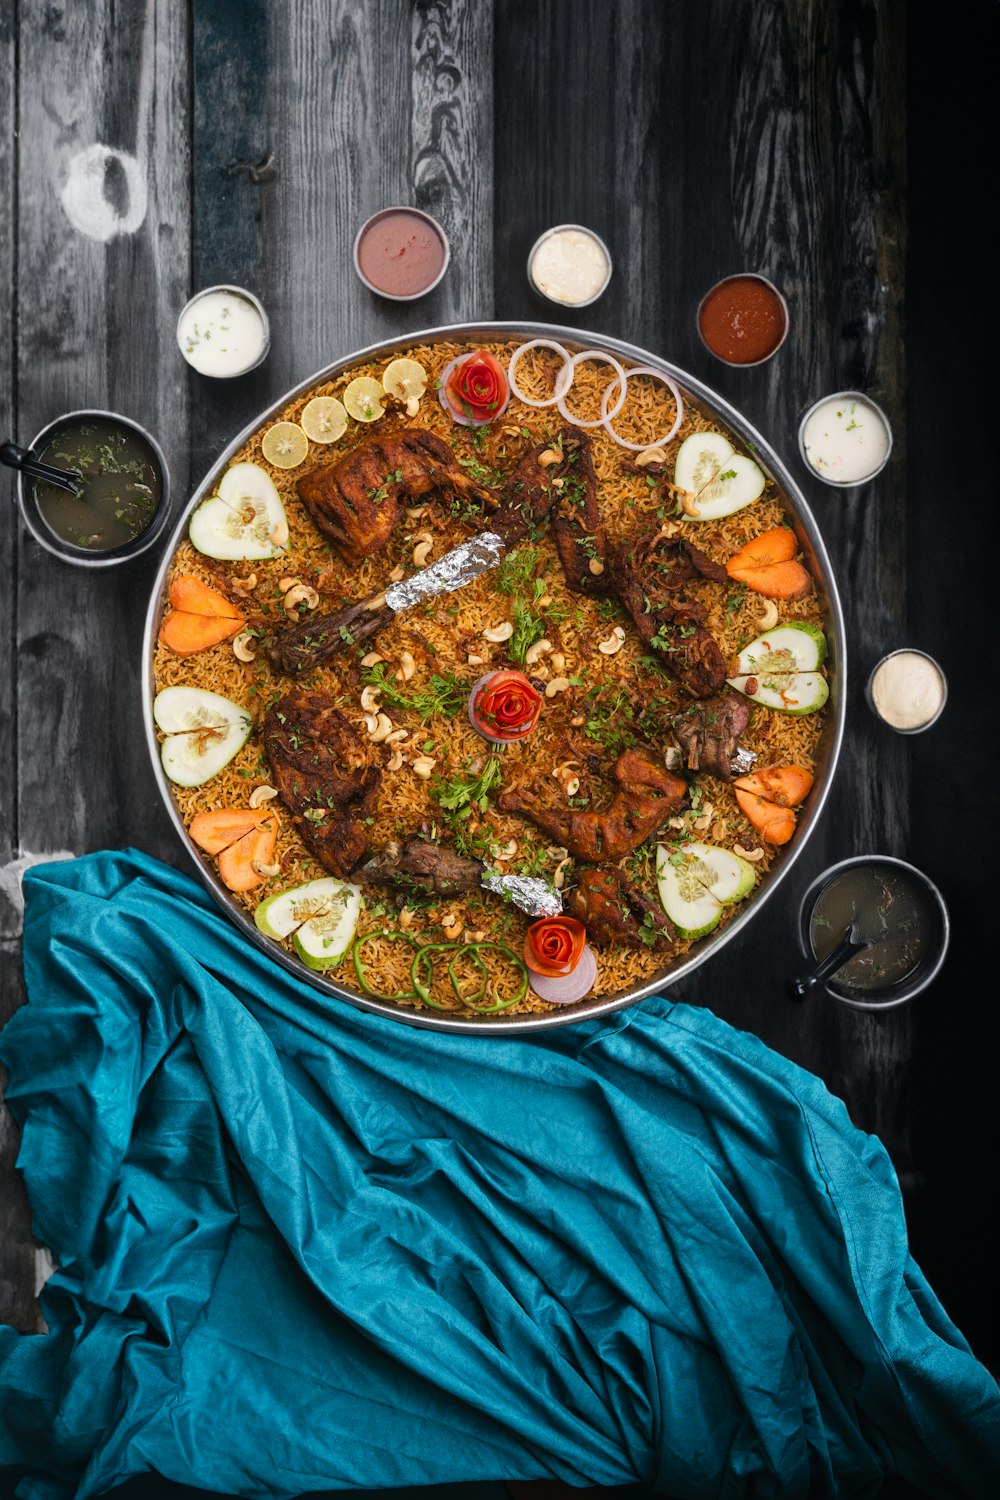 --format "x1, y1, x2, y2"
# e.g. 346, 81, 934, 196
343, 377, 385, 423
300, 396, 348, 444
261, 422, 309, 469
382, 357, 428, 401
